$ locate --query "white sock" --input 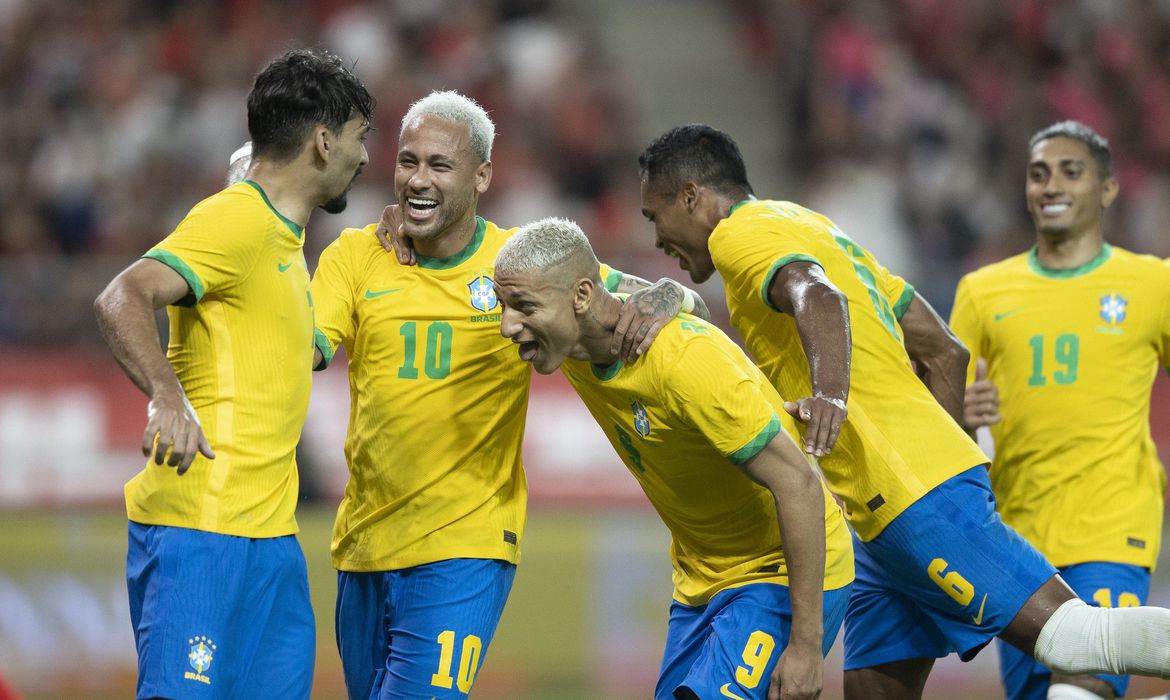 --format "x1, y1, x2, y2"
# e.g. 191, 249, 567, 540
1034, 598, 1170, 678
1047, 683, 1106, 700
